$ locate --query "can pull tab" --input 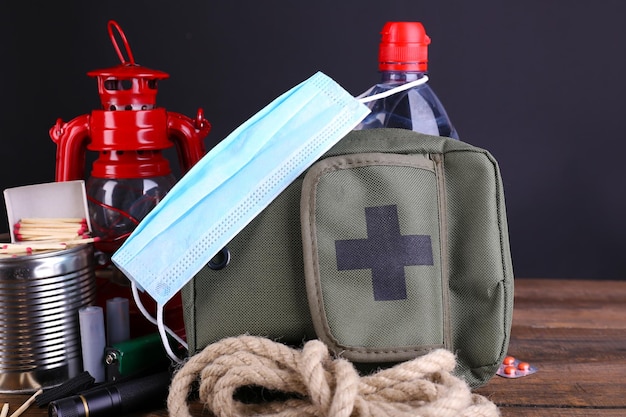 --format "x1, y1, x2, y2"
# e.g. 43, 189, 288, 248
107, 20, 136, 65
